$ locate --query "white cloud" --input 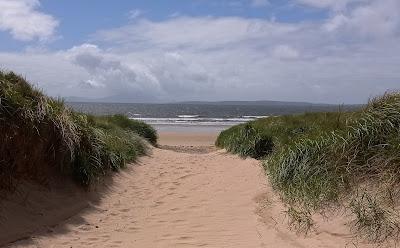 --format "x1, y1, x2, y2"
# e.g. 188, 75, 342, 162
151, 52, 215, 97
272, 45, 299, 60
324, 14, 348, 32
94, 16, 300, 51
128, 9, 142, 20
296, 0, 366, 11
0, 0, 58, 41
0, 1, 399, 103
324, 0, 400, 38
63, 44, 163, 101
